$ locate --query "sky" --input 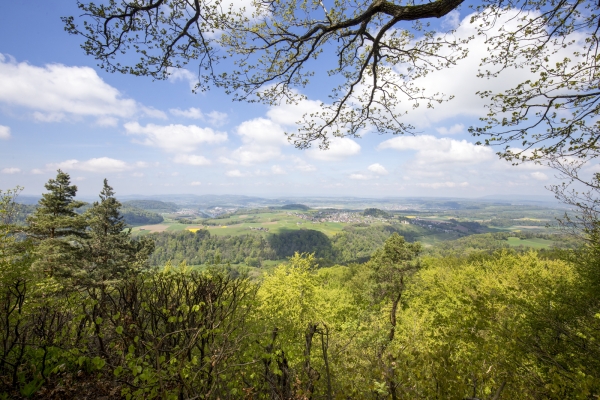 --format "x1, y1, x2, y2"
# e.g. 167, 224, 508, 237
0, 1, 569, 198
